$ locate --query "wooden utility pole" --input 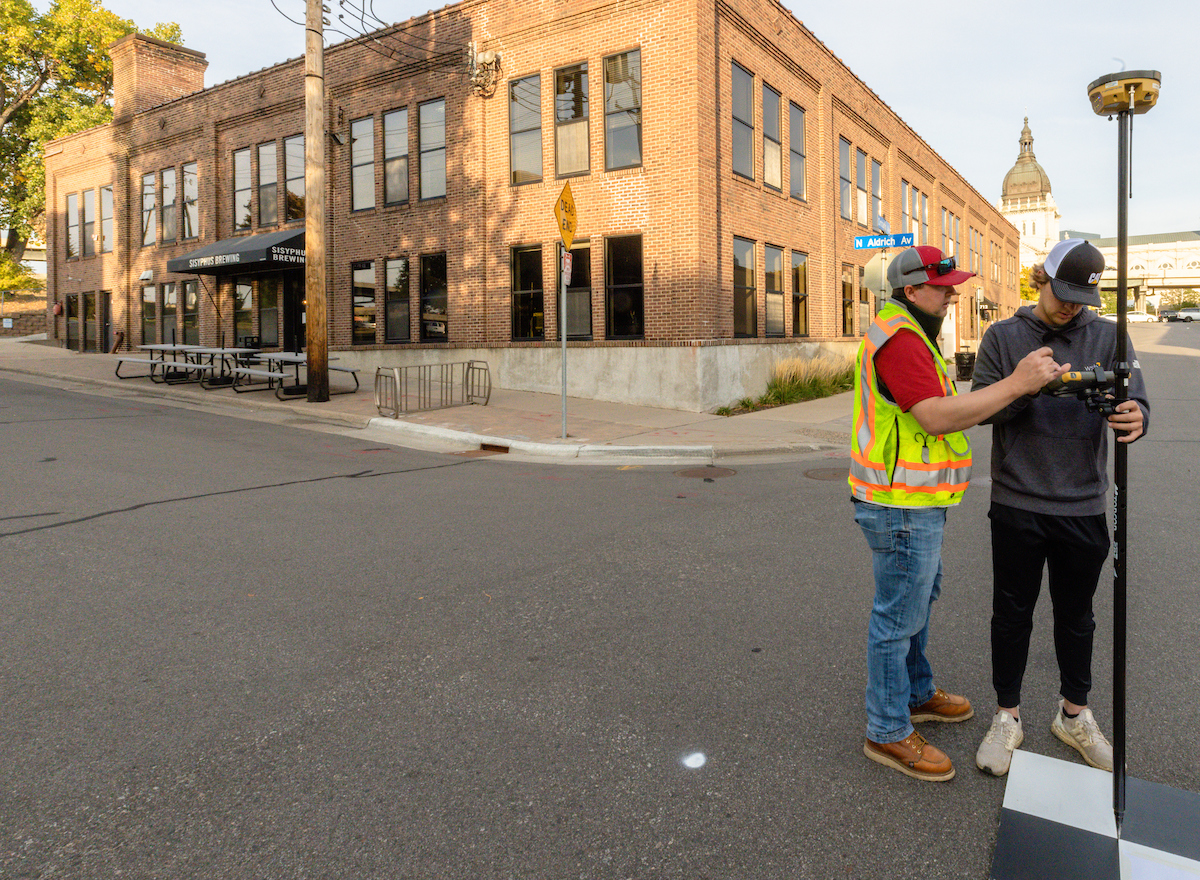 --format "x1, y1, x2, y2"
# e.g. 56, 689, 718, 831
304, 0, 329, 401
